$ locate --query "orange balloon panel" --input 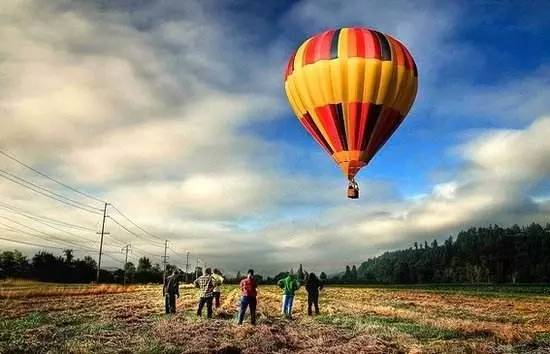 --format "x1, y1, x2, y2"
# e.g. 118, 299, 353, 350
284, 27, 418, 180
